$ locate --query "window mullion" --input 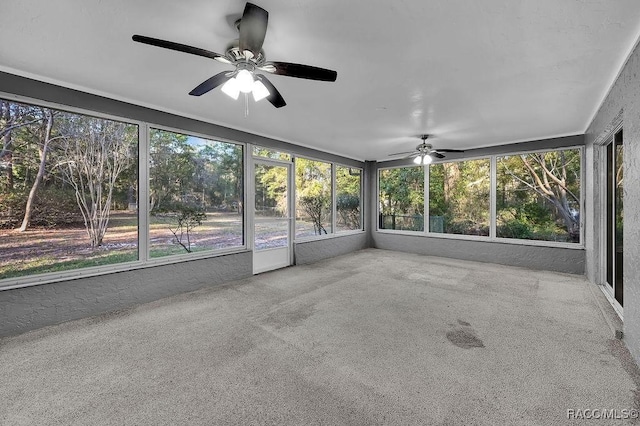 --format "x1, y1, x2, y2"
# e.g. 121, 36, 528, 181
424, 164, 429, 235
332, 163, 337, 234
490, 155, 497, 240
138, 123, 150, 262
